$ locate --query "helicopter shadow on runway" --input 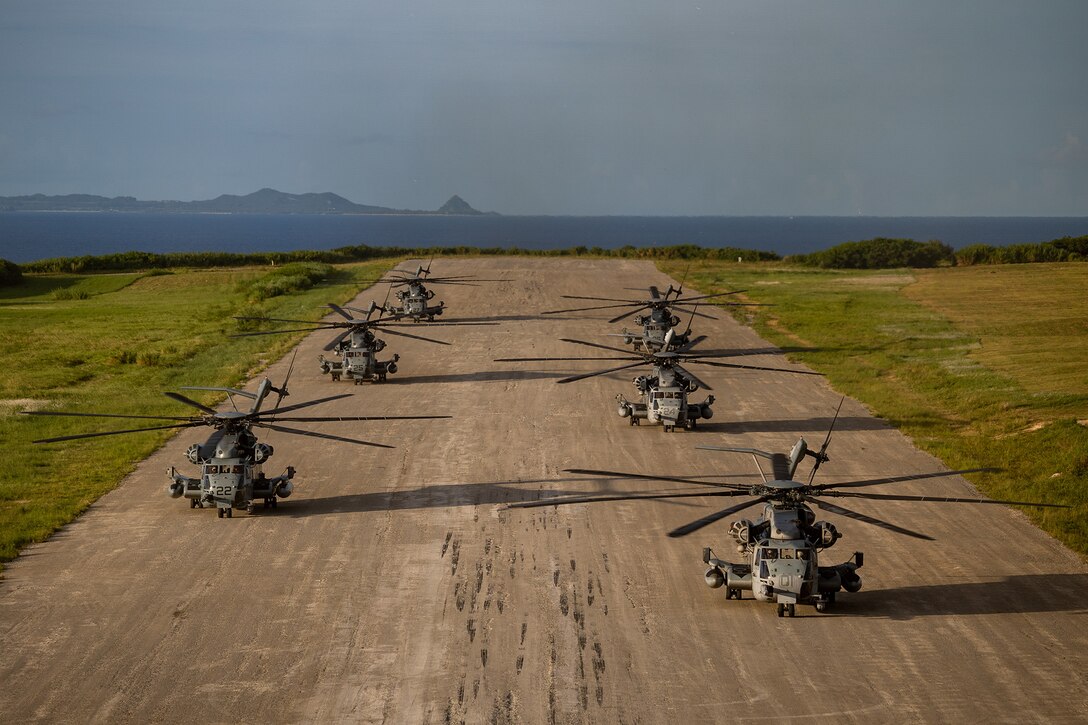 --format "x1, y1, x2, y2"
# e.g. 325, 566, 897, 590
842, 574, 1088, 620
284, 473, 755, 517
697, 416, 892, 435
394, 370, 573, 385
